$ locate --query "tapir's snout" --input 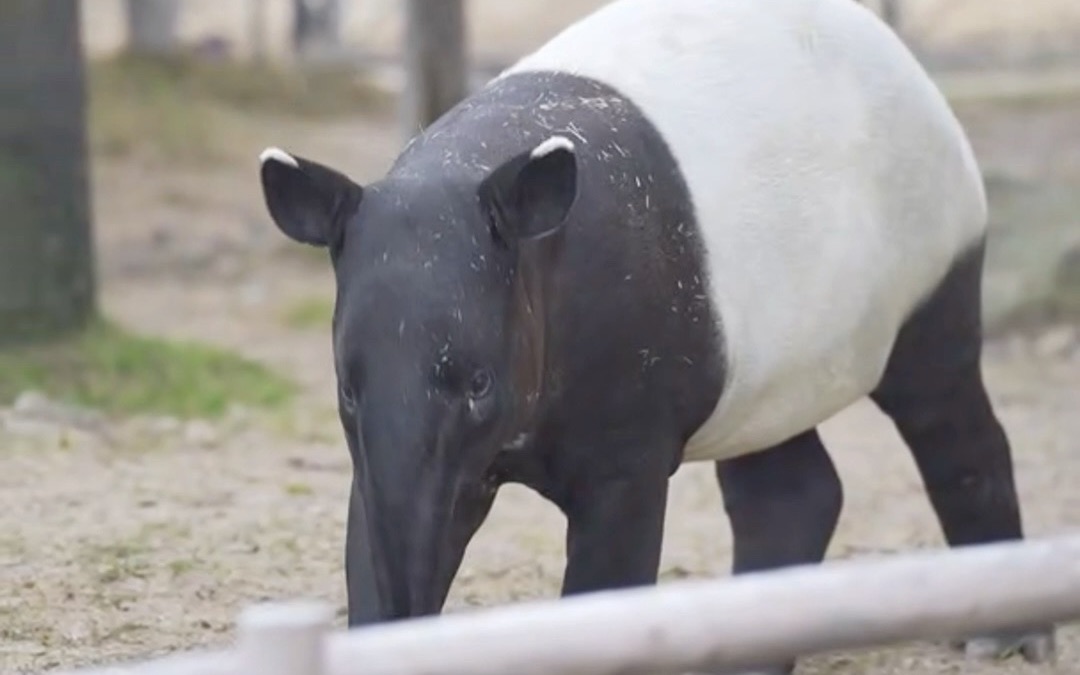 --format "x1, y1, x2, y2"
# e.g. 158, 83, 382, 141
364, 513, 446, 620
346, 393, 496, 624
354, 430, 453, 620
